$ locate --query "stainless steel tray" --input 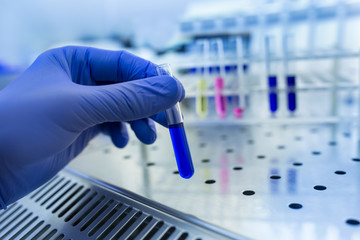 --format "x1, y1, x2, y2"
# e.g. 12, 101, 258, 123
0, 169, 244, 240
